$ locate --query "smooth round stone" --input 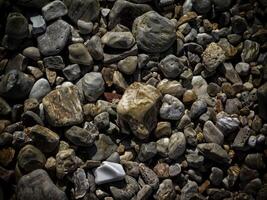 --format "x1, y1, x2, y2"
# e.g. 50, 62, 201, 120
17, 144, 46, 173
118, 56, 137, 75
5, 12, 29, 39
183, 90, 197, 104
169, 164, 181, 177
160, 94, 185, 120
168, 132, 186, 159
132, 11, 176, 53
81, 72, 105, 102
156, 137, 169, 157
77, 20, 93, 34
159, 54, 185, 78
29, 78, 51, 101
17, 169, 67, 200
0, 70, 34, 100
27, 125, 59, 153
101, 31, 135, 49
190, 100, 207, 120
65, 126, 95, 147
192, 0, 211, 14
68, 43, 93, 66
22, 47, 41, 61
